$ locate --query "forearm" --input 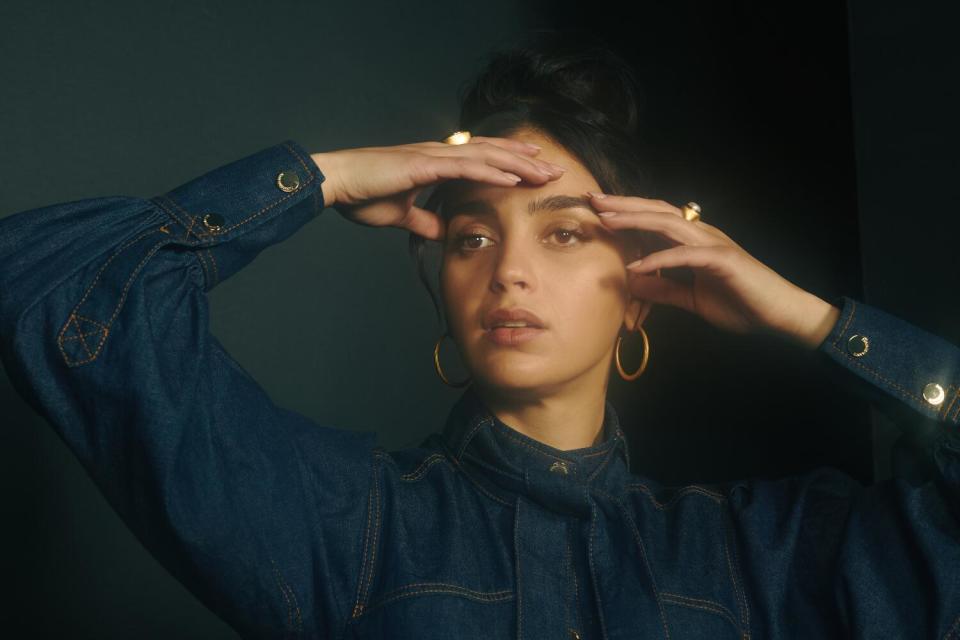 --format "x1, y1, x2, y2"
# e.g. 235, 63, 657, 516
0, 139, 376, 634
782, 290, 842, 351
